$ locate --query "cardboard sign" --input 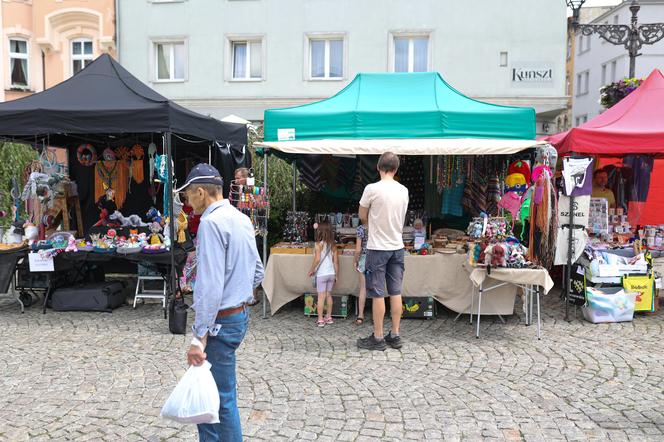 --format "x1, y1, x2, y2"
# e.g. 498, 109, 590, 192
558, 194, 590, 227
28, 253, 54, 272
623, 274, 655, 312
